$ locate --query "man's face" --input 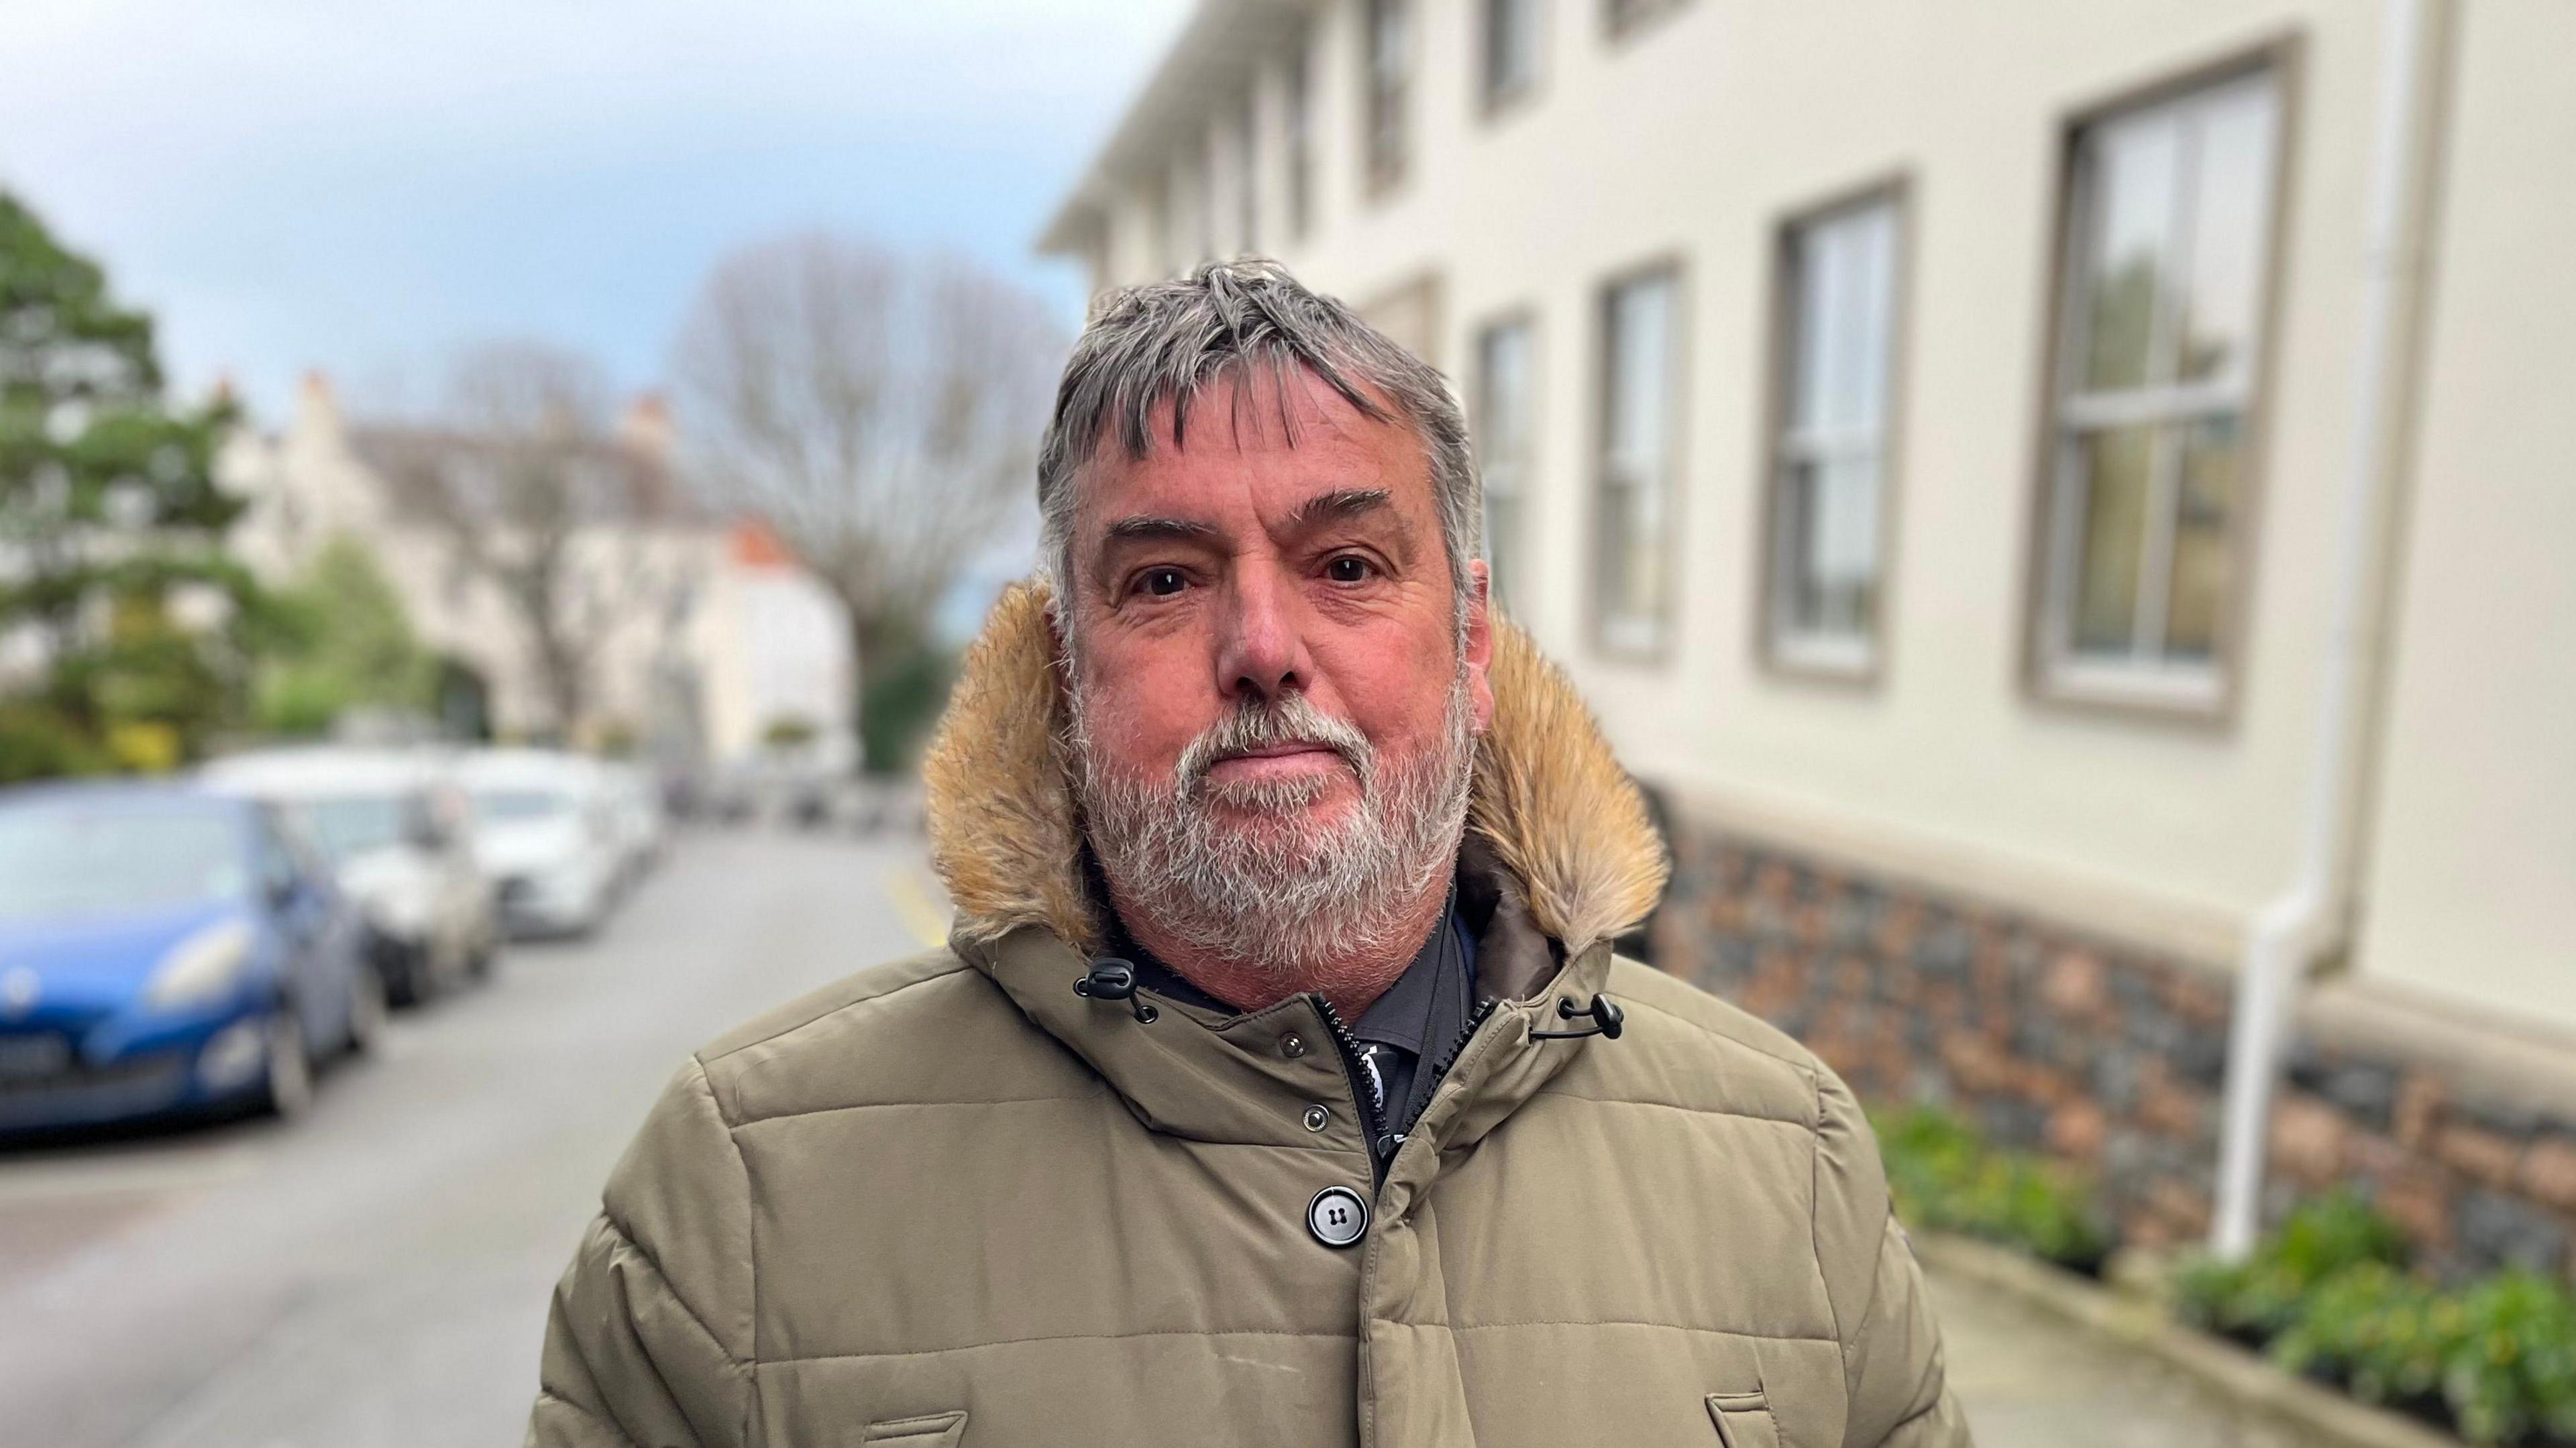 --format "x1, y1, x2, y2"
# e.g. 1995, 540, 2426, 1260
1062, 366, 1493, 979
